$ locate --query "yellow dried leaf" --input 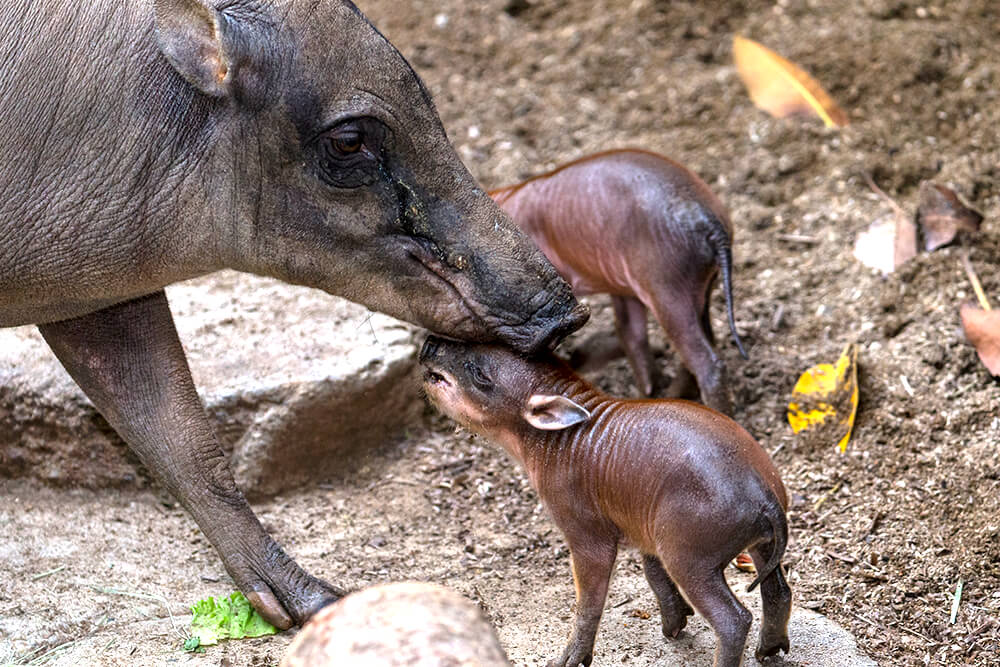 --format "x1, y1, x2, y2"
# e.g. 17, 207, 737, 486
733, 35, 848, 128
787, 343, 859, 452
